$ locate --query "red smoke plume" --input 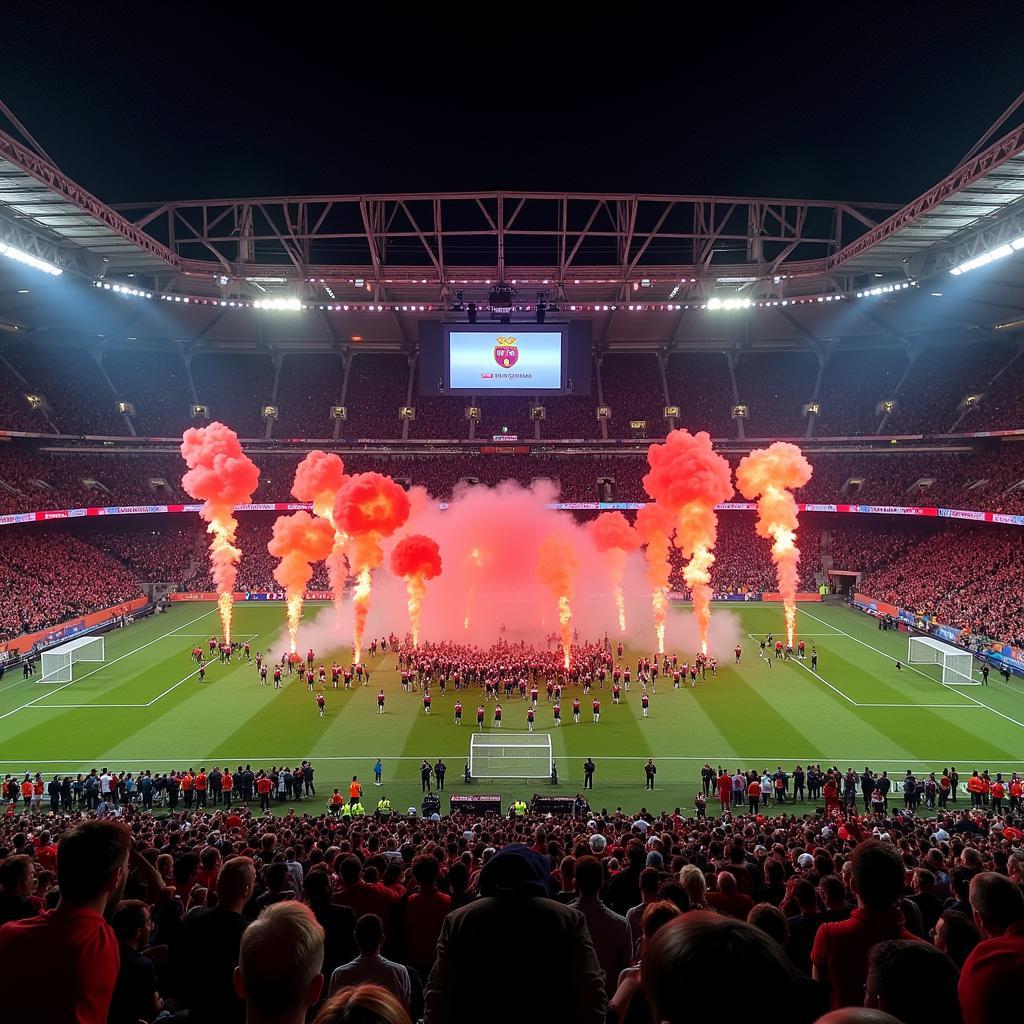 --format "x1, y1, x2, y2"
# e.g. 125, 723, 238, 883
268, 511, 336, 653
292, 450, 348, 515
390, 534, 443, 647
634, 502, 676, 652
587, 511, 641, 632
180, 422, 260, 643
735, 441, 813, 646
643, 430, 734, 653
334, 472, 411, 660
537, 533, 579, 669
292, 450, 350, 610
